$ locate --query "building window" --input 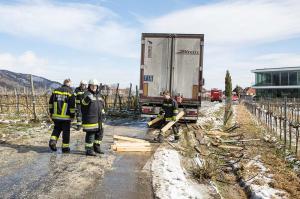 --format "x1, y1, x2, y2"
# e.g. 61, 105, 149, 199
281, 72, 288, 85
297, 72, 300, 85
289, 71, 297, 85
147, 41, 152, 58
256, 73, 271, 86
272, 72, 280, 86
